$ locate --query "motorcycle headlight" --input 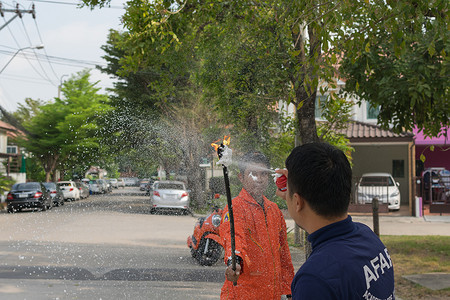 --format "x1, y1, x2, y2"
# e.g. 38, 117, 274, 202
212, 214, 221, 227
